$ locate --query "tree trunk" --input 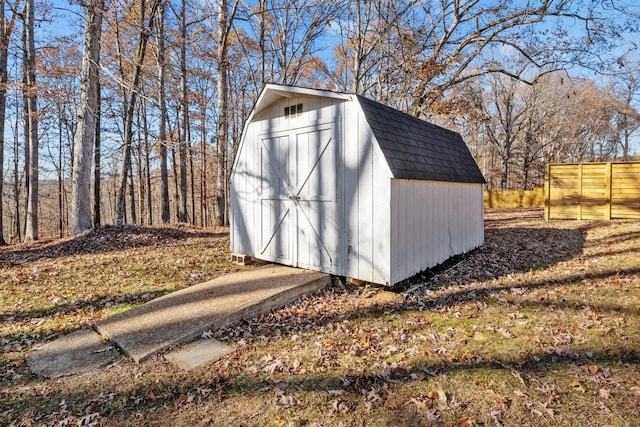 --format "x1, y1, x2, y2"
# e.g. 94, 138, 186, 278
214, 0, 229, 226
157, 1, 170, 223
172, 143, 180, 220
94, 78, 102, 229
23, 0, 38, 241
128, 150, 137, 224
351, 0, 362, 94
145, 137, 152, 225
0, 0, 18, 244
12, 98, 21, 242
259, 0, 265, 84
58, 113, 64, 237
188, 138, 195, 225
71, 0, 103, 234
142, 99, 152, 225
199, 101, 207, 227
136, 104, 145, 224
177, 0, 189, 223
500, 147, 511, 191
